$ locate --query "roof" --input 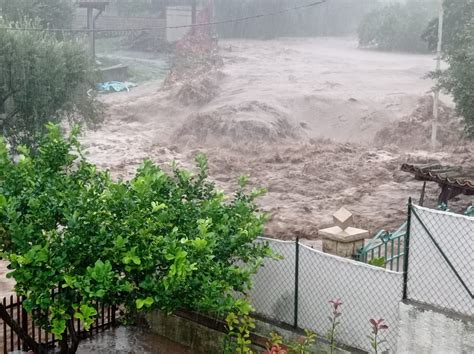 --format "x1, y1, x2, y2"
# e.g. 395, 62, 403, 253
401, 163, 474, 194
76, 1, 109, 9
